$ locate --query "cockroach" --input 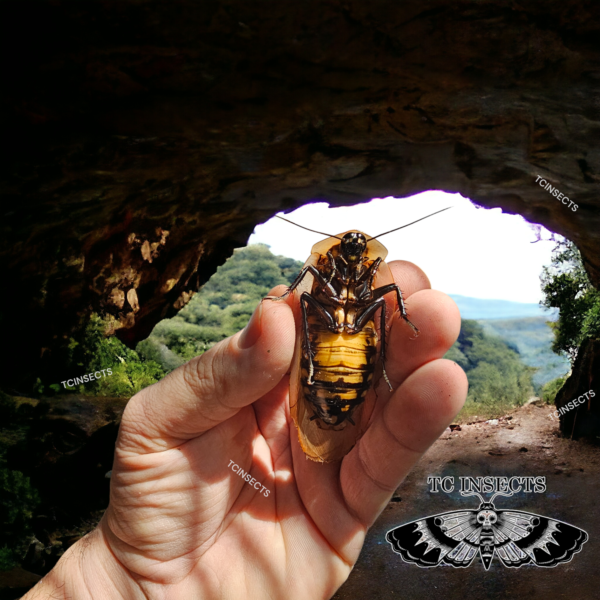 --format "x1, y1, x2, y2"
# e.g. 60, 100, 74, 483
265, 207, 450, 462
